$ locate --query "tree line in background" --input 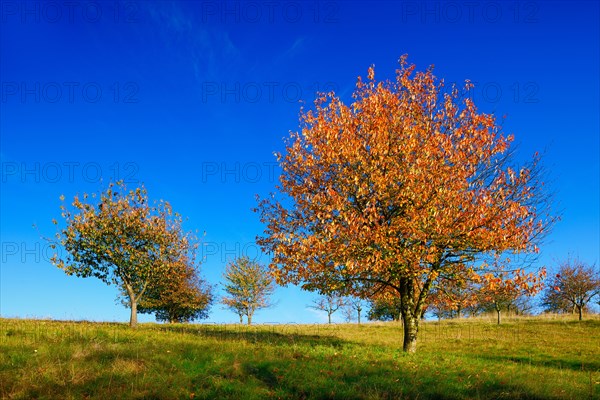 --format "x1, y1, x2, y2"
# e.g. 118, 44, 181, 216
48, 56, 599, 354
363, 256, 600, 324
